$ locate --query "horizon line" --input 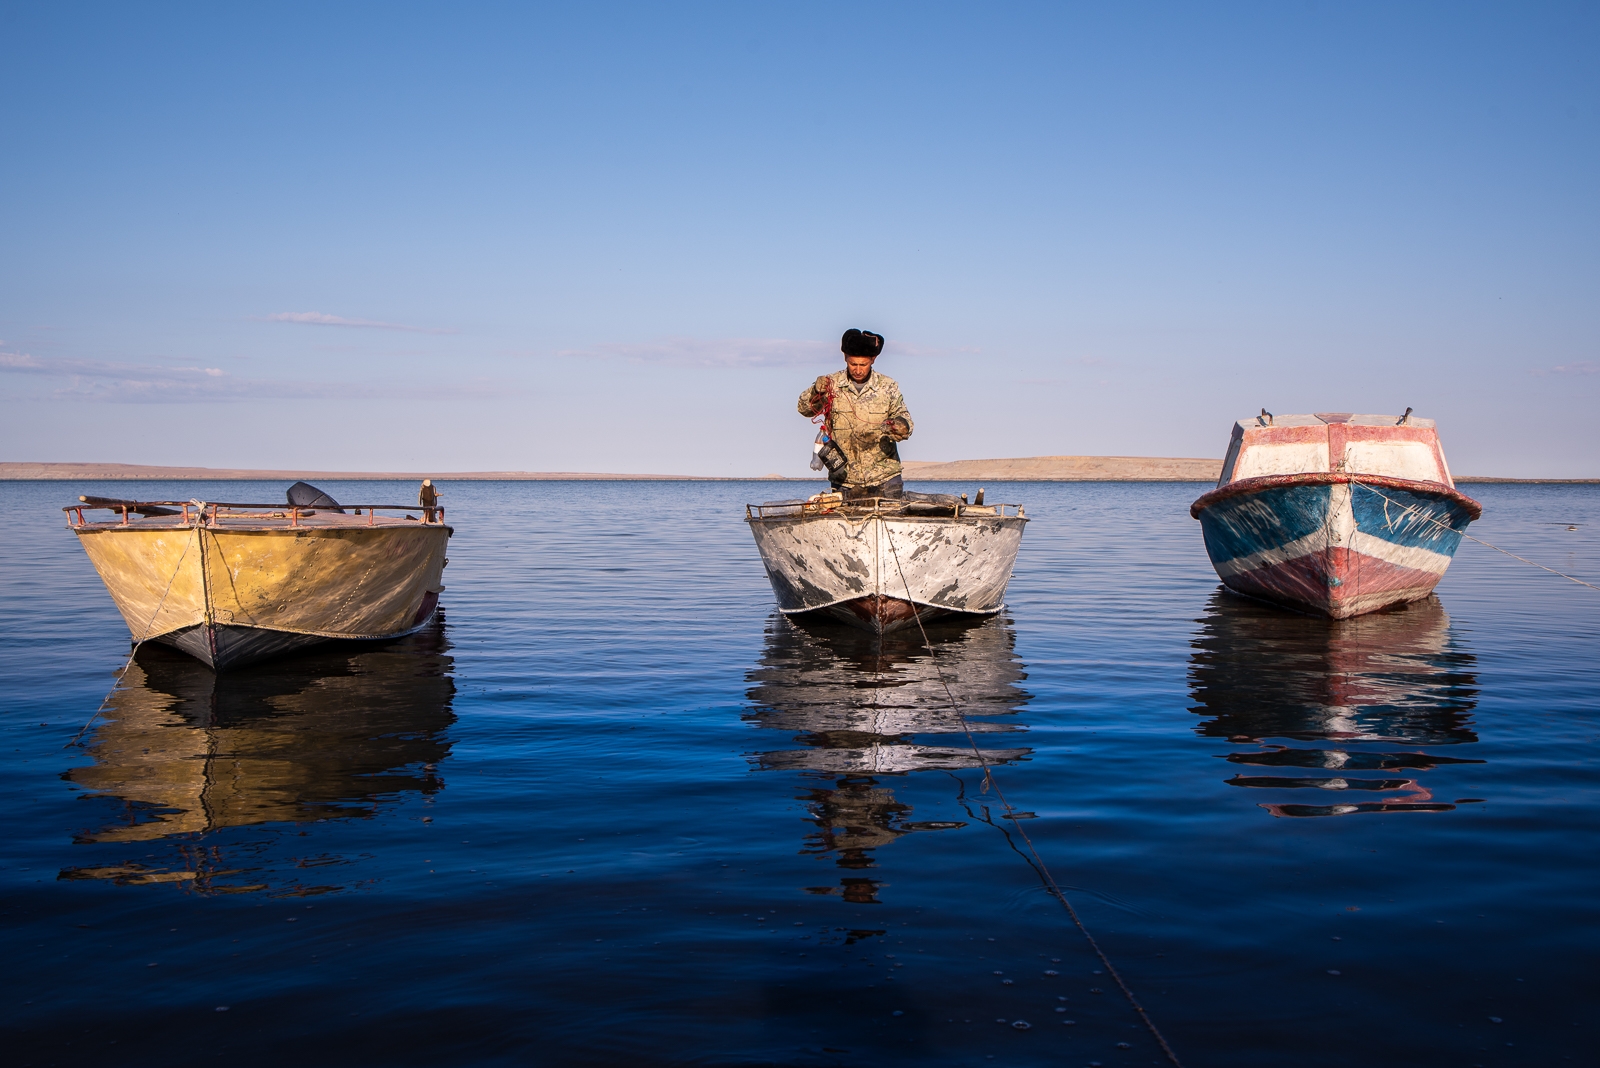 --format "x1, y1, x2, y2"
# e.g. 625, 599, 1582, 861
0, 461, 1592, 484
